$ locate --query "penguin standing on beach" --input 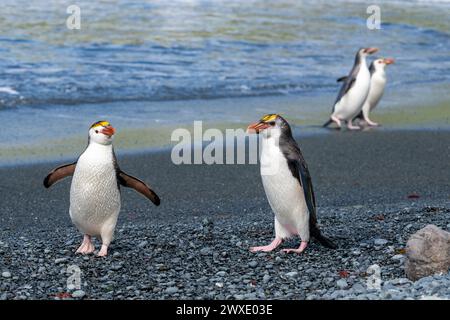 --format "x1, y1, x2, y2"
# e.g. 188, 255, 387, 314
323, 47, 378, 130
43, 121, 160, 256
354, 58, 395, 126
247, 114, 336, 254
